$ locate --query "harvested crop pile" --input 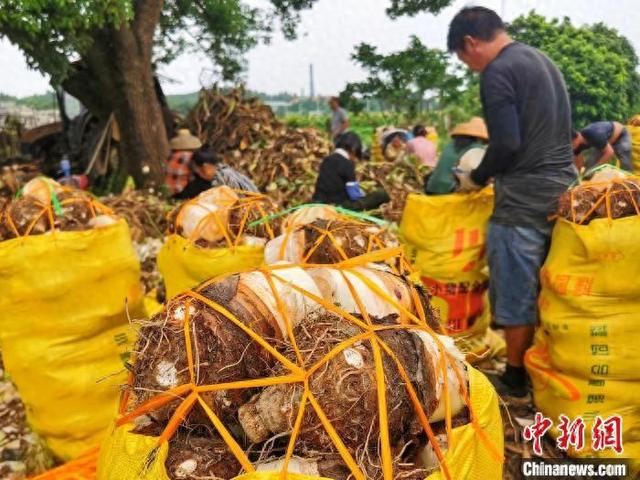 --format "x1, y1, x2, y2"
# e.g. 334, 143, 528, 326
0, 161, 41, 198
187, 87, 331, 207
0, 178, 117, 241
358, 156, 429, 223
101, 190, 172, 242
0, 355, 54, 479
265, 218, 396, 264
167, 186, 279, 249
557, 175, 640, 224
113, 254, 489, 480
